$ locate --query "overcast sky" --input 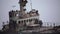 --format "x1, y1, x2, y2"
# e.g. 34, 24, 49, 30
0, 0, 60, 30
